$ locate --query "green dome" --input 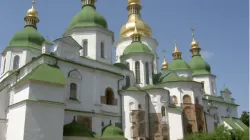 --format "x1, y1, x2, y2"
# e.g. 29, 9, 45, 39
169, 59, 191, 71
69, 5, 108, 29
101, 124, 125, 139
8, 26, 45, 50
189, 55, 211, 76
63, 118, 95, 137
123, 42, 153, 56
160, 71, 191, 83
